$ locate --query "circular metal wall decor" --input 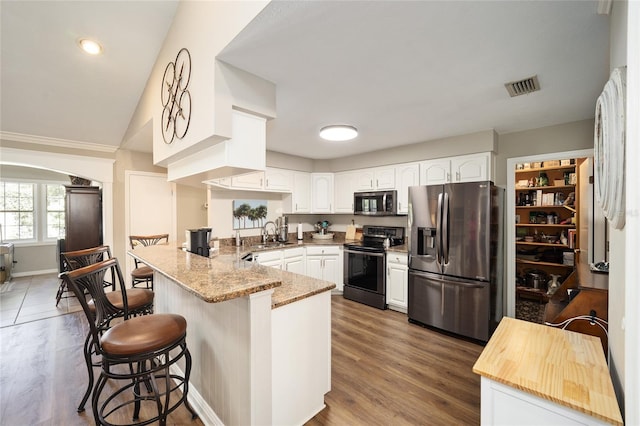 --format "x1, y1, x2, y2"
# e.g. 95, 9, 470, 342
161, 48, 192, 144
594, 66, 626, 229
